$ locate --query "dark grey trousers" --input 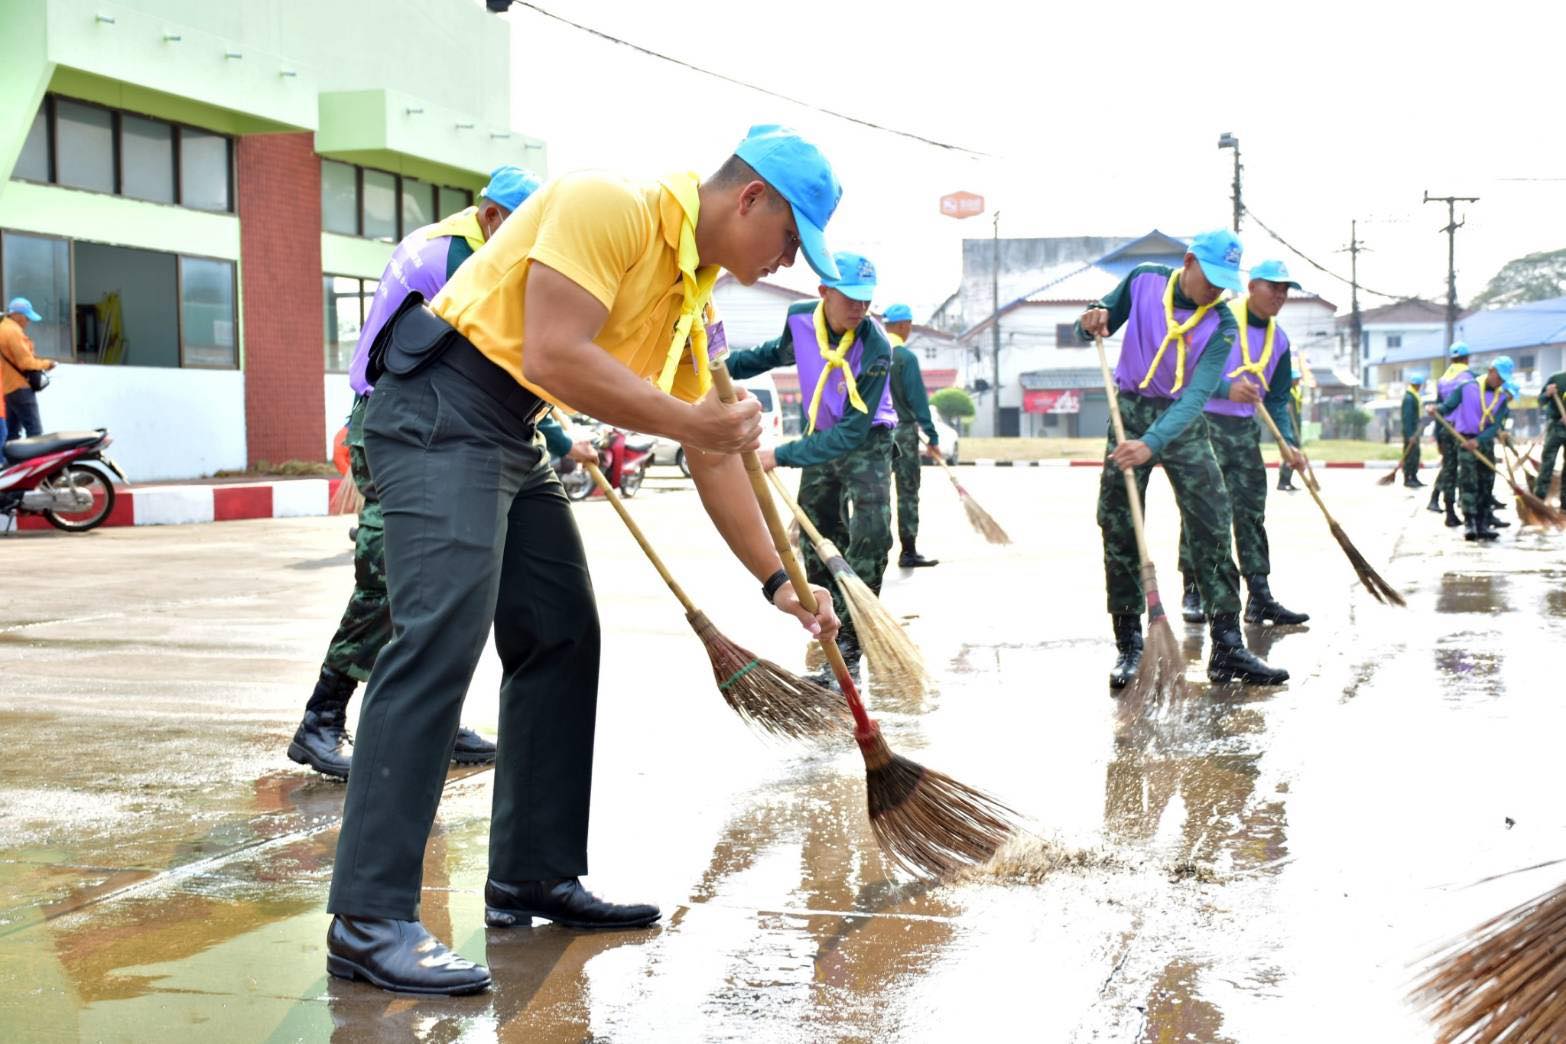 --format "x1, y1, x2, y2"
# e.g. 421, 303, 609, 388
327, 360, 601, 920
